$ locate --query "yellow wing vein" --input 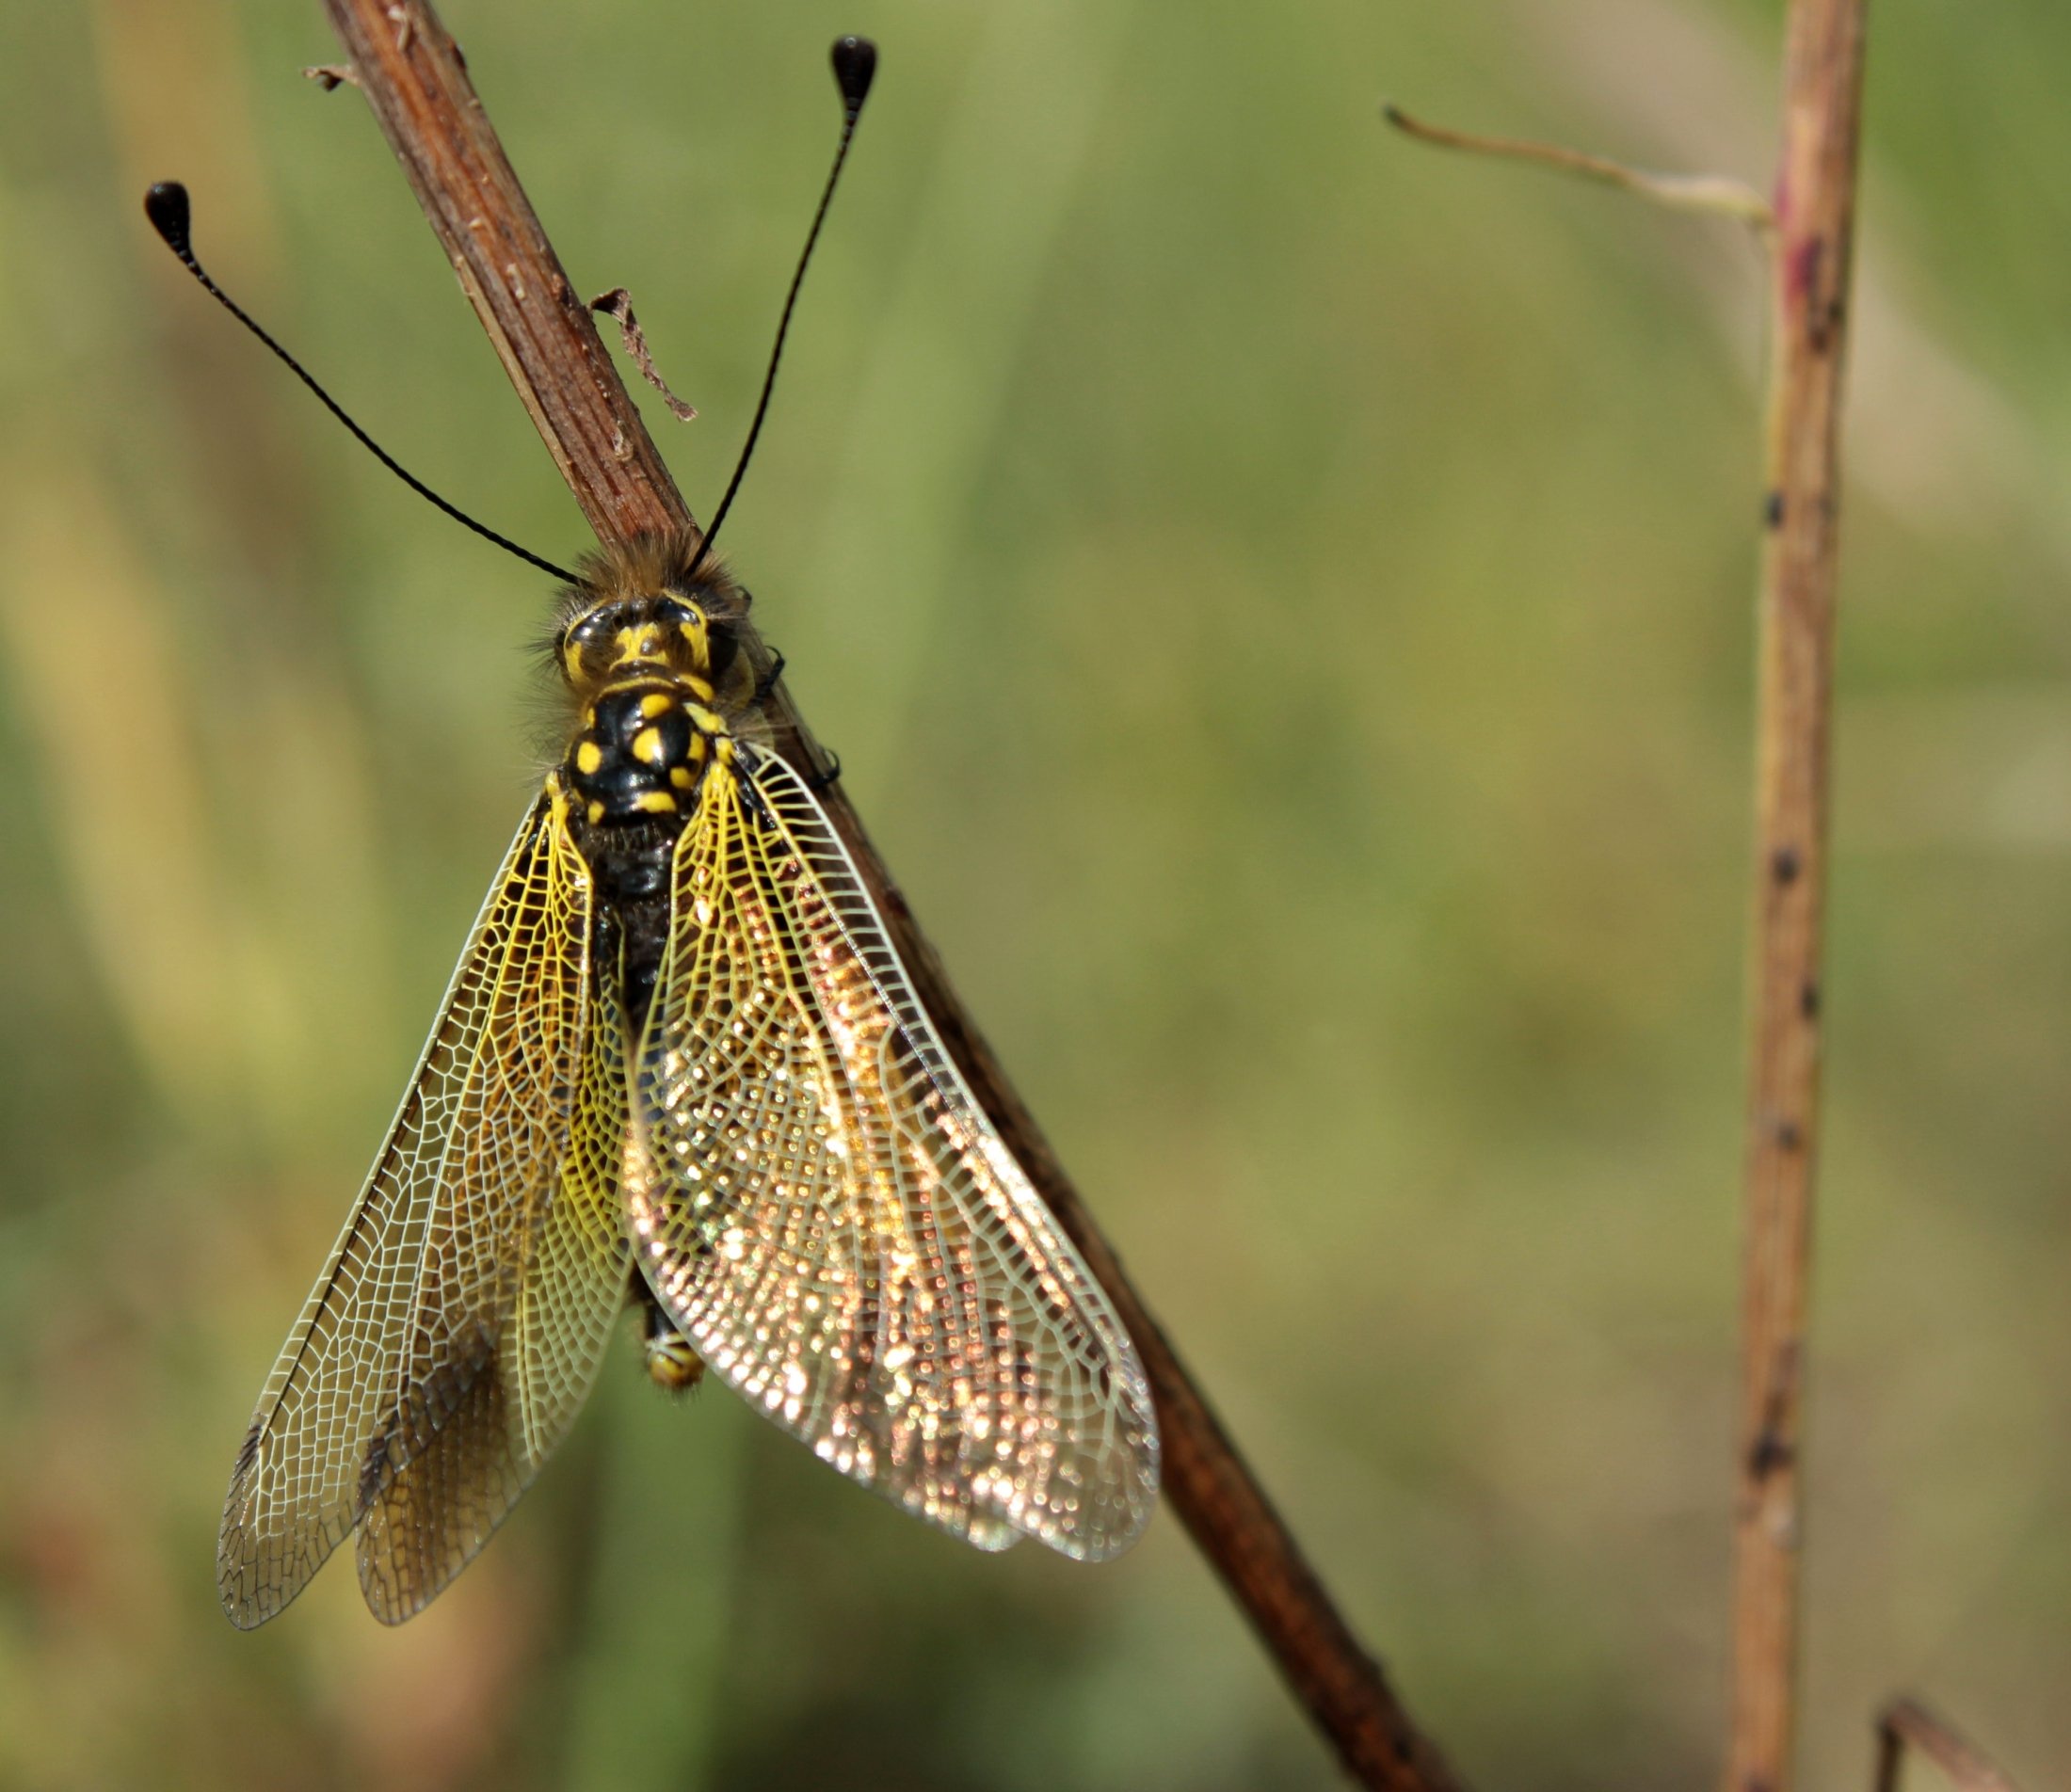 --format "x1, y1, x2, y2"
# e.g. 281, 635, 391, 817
219, 786, 632, 1627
